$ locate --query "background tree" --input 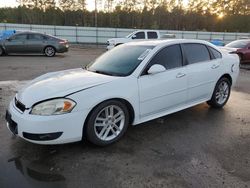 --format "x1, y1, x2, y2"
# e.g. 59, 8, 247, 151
0, 0, 246, 32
